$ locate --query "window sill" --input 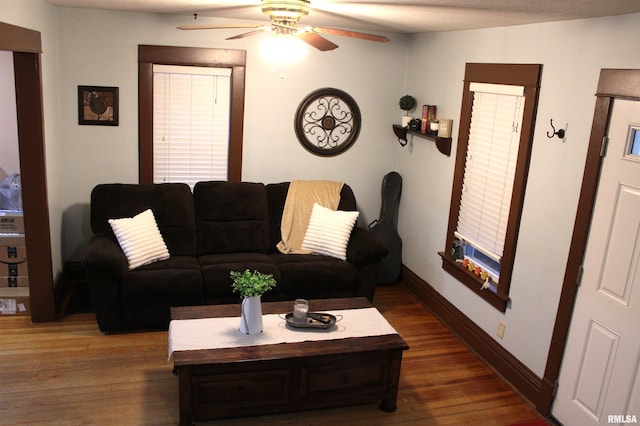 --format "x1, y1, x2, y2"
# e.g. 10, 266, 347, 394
438, 251, 509, 312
